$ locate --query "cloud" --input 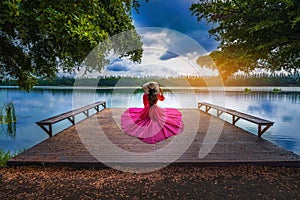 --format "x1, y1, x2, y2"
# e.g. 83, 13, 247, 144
159, 51, 179, 60
139, 29, 171, 49
138, 28, 207, 57
76, 32, 207, 78
131, 0, 219, 52
106, 64, 130, 72
106, 58, 131, 72
129, 64, 181, 77
96, 28, 218, 77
